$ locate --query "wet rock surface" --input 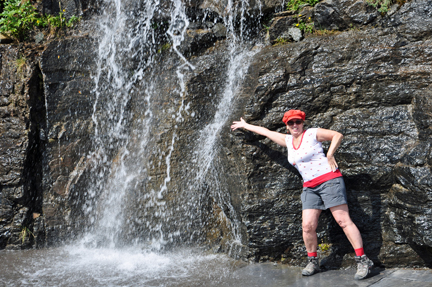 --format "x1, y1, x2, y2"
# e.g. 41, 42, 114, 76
0, 0, 431, 270
225, 0, 432, 267
40, 0, 101, 17
39, 37, 97, 246
0, 44, 47, 249
314, 0, 379, 30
